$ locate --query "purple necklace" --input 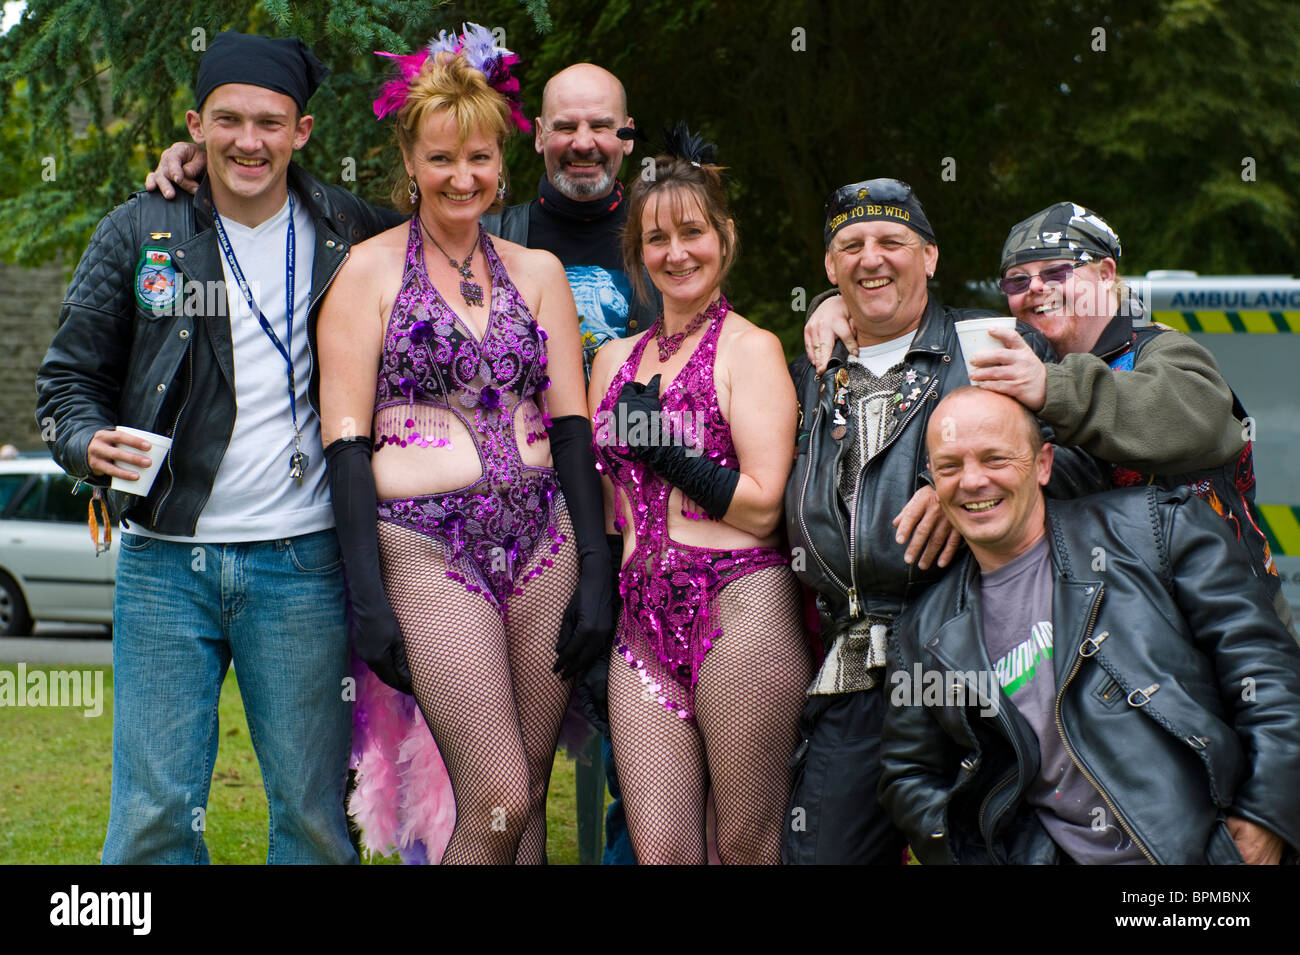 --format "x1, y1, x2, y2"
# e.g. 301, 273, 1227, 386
655, 297, 728, 362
